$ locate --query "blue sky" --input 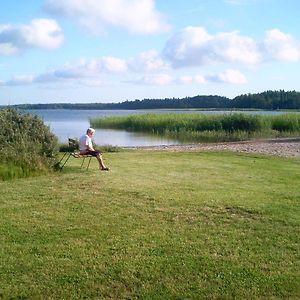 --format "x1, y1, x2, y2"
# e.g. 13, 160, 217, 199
1, 0, 300, 104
